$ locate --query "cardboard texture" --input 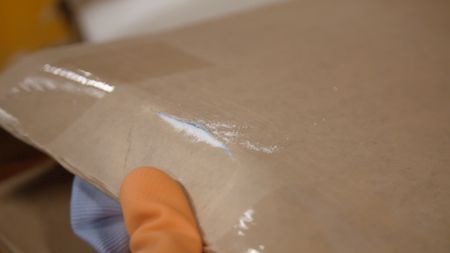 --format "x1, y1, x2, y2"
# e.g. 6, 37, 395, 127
1, 0, 450, 252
